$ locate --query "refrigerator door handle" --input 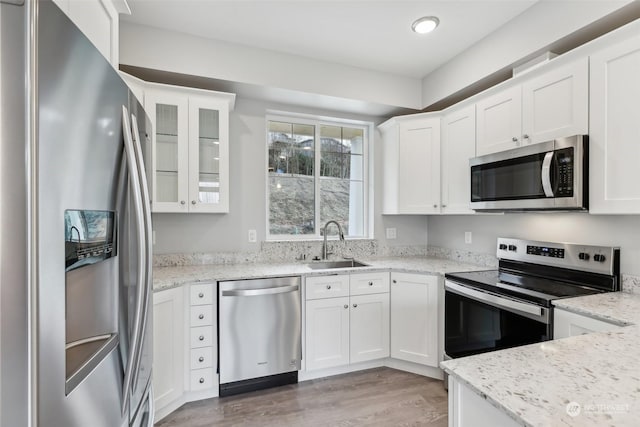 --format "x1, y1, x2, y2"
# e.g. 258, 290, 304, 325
121, 106, 147, 415
129, 113, 153, 391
